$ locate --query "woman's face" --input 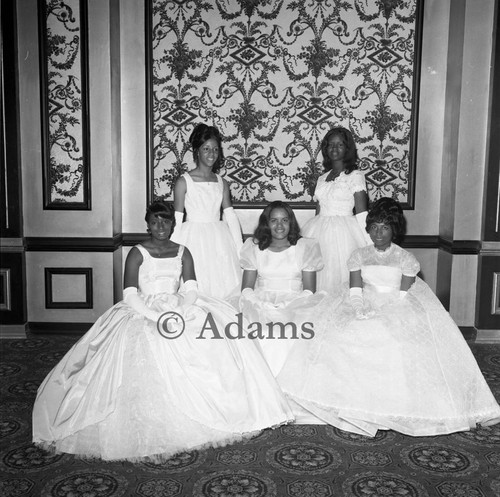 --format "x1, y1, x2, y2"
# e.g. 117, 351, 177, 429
147, 213, 172, 241
268, 207, 290, 242
368, 222, 393, 251
196, 138, 219, 168
326, 134, 346, 164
